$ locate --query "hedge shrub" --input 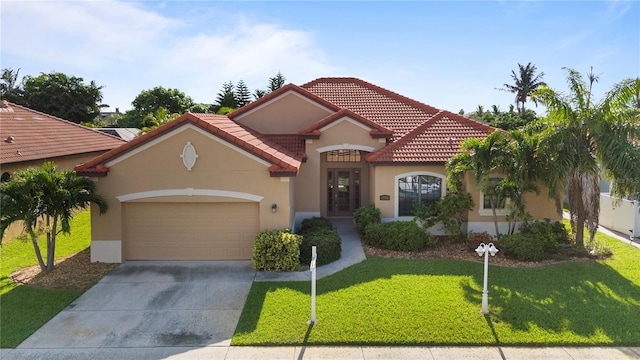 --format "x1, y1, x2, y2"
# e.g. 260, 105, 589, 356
353, 204, 381, 234
363, 221, 435, 252
299, 228, 342, 266
299, 217, 333, 234
499, 219, 569, 261
252, 229, 302, 271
